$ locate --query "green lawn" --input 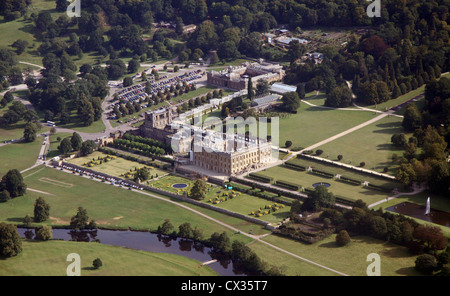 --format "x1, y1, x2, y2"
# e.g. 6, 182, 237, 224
203, 187, 290, 224
257, 165, 392, 205
261, 234, 422, 276
271, 101, 375, 149
46, 132, 72, 159
1, 166, 262, 240
0, 240, 218, 276
316, 115, 411, 175
56, 109, 106, 133
286, 156, 402, 190
148, 174, 196, 194
67, 151, 168, 179
0, 137, 43, 176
